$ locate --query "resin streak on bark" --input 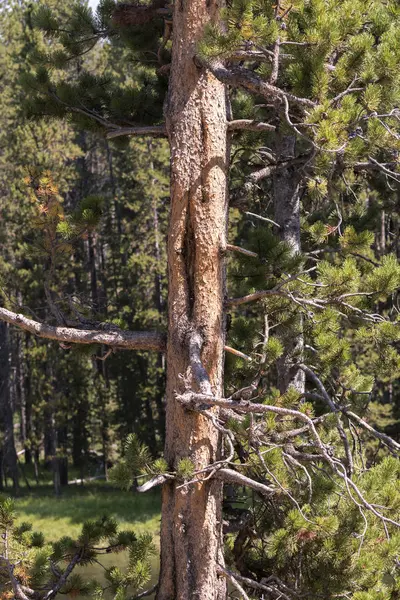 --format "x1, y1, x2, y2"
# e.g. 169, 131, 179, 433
159, 1, 228, 599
